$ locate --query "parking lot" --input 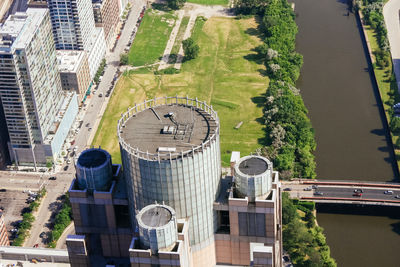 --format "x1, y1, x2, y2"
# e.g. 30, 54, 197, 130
0, 189, 33, 242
